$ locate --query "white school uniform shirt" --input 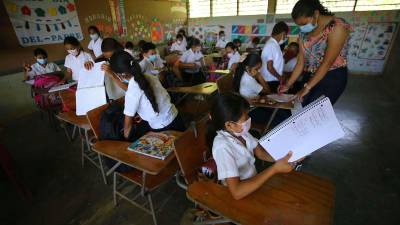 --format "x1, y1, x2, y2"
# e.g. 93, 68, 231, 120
212, 130, 258, 181
284, 57, 297, 73
239, 72, 263, 99
124, 73, 178, 129
215, 38, 227, 49
139, 58, 159, 76
180, 49, 203, 73
105, 75, 125, 100
170, 41, 186, 54
227, 51, 241, 70
27, 62, 61, 79
261, 37, 284, 82
87, 37, 103, 58
64, 51, 94, 81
